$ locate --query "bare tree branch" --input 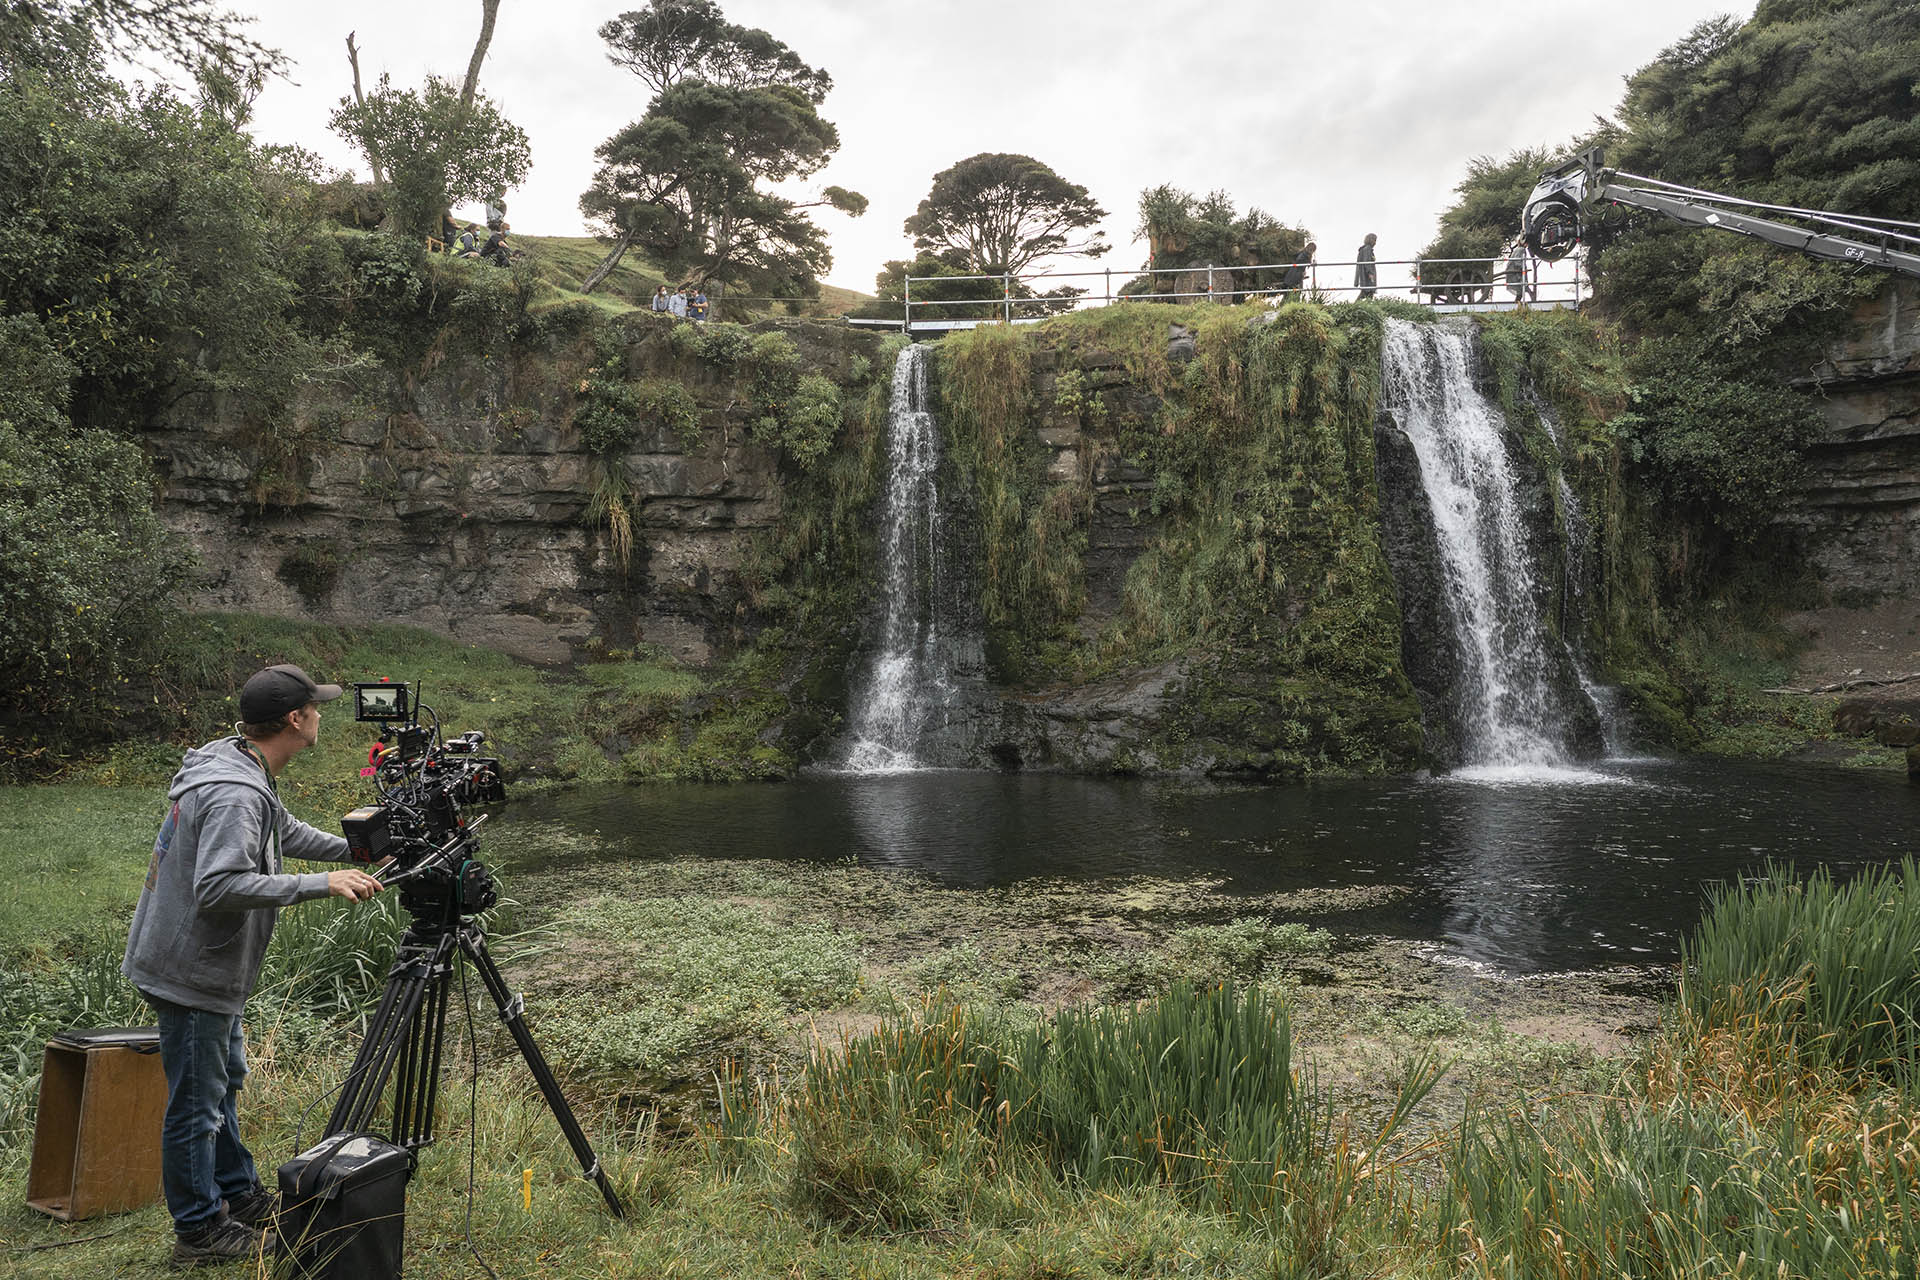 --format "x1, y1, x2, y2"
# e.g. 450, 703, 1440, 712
345, 31, 386, 186
460, 0, 501, 111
